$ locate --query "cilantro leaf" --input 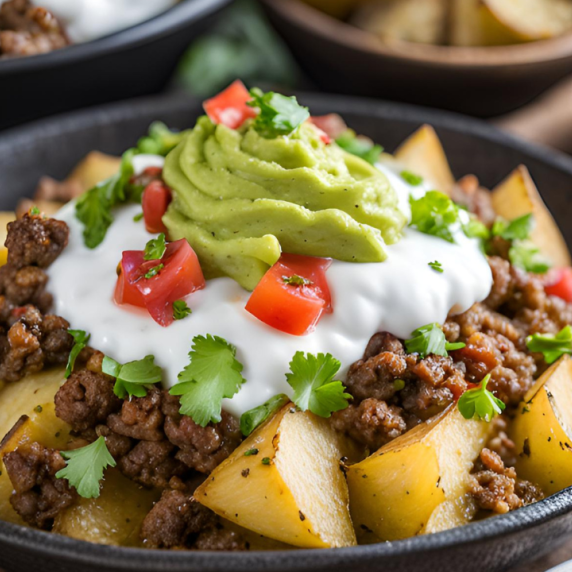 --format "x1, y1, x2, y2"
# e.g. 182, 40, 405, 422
173, 300, 192, 320
409, 191, 460, 244
75, 149, 138, 249
65, 329, 90, 378
335, 131, 383, 165
248, 88, 309, 138
457, 374, 506, 422
282, 274, 313, 286
144, 233, 166, 261
29, 206, 41, 216
401, 170, 423, 186
463, 217, 490, 241
144, 263, 164, 279
56, 436, 116, 499
492, 214, 534, 241
526, 326, 572, 364
428, 261, 443, 273
404, 323, 465, 359
137, 122, 188, 156
240, 394, 289, 436
285, 352, 351, 418
102, 355, 163, 399
133, 212, 144, 222
509, 240, 551, 274
170, 335, 246, 427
